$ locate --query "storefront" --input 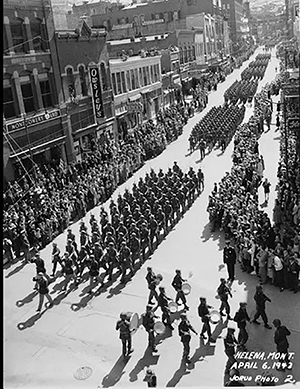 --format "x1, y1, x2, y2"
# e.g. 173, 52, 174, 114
3, 108, 66, 181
